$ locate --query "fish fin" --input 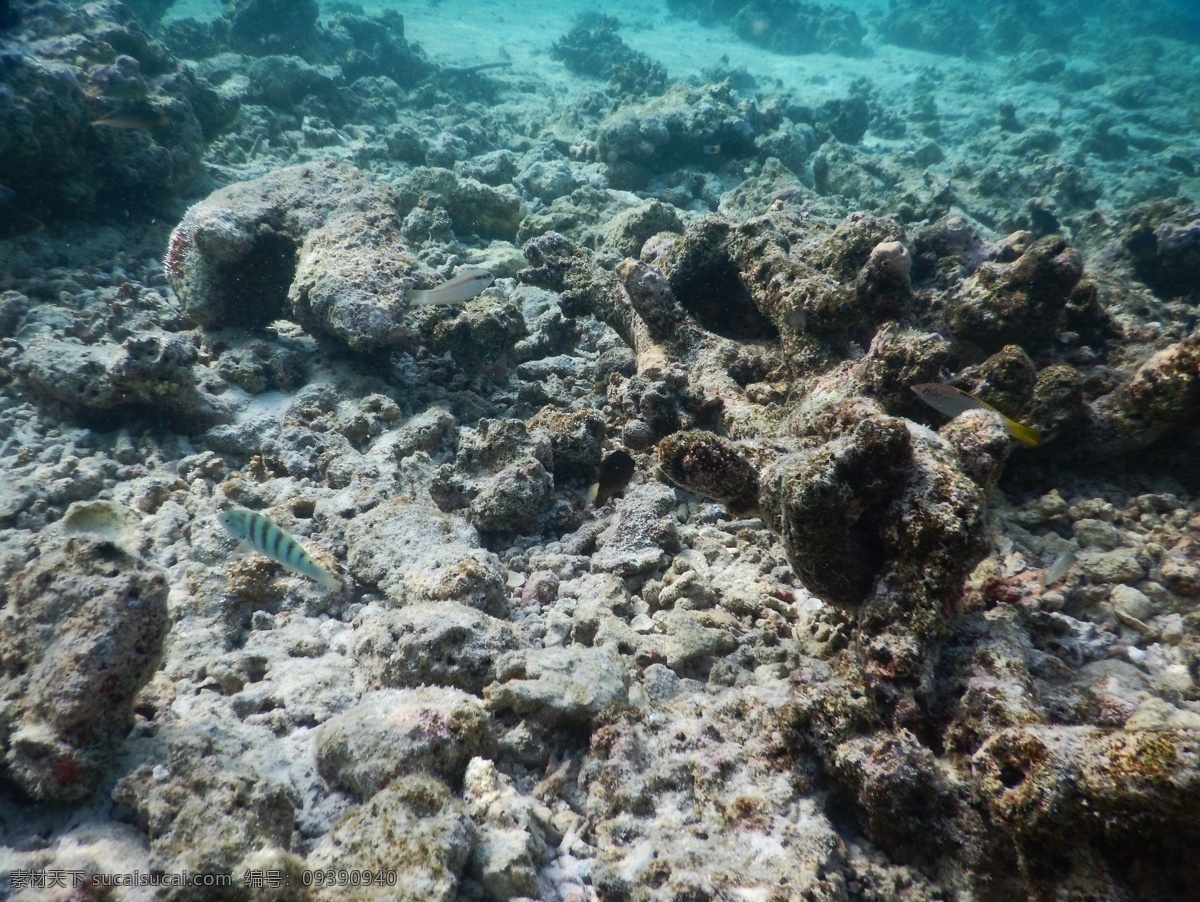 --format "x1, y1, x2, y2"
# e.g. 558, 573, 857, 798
585, 482, 600, 504
407, 290, 469, 306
